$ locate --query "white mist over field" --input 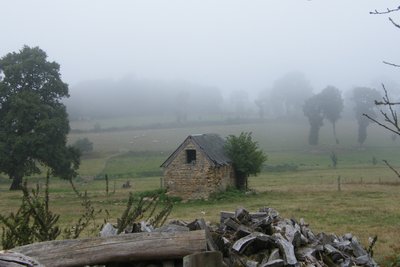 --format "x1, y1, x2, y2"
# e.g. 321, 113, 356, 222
1, 1, 399, 91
